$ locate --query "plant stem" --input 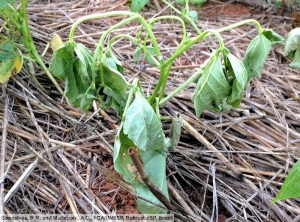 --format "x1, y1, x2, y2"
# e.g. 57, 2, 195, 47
121, 78, 139, 121
20, 0, 64, 95
128, 147, 175, 211
159, 67, 203, 106
161, 0, 201, 34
